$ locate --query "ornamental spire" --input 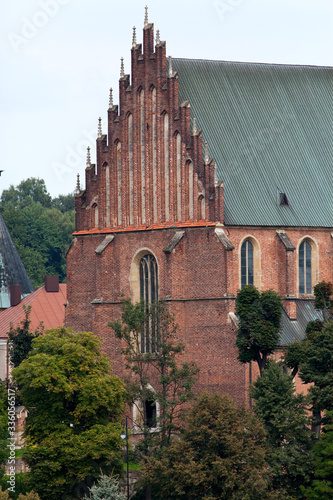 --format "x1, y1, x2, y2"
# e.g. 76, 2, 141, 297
156, 29, 160, 45
120, 57, 124, 78
98, 117, 102, 138
109, 88, 113, 108
86, 146, 91, 168
132, 26, 136, 48
168, 56, 173, 77
144, 5, 148, 27
76, 173, 80, 195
